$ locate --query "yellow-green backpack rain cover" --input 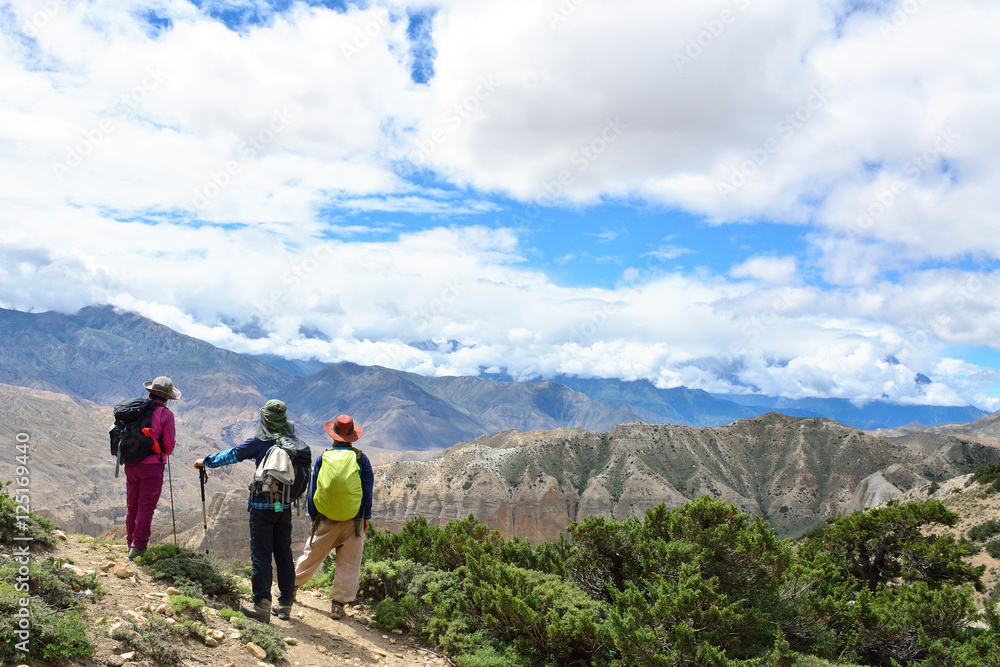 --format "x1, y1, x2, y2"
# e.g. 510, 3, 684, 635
313, 448, 363, 521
